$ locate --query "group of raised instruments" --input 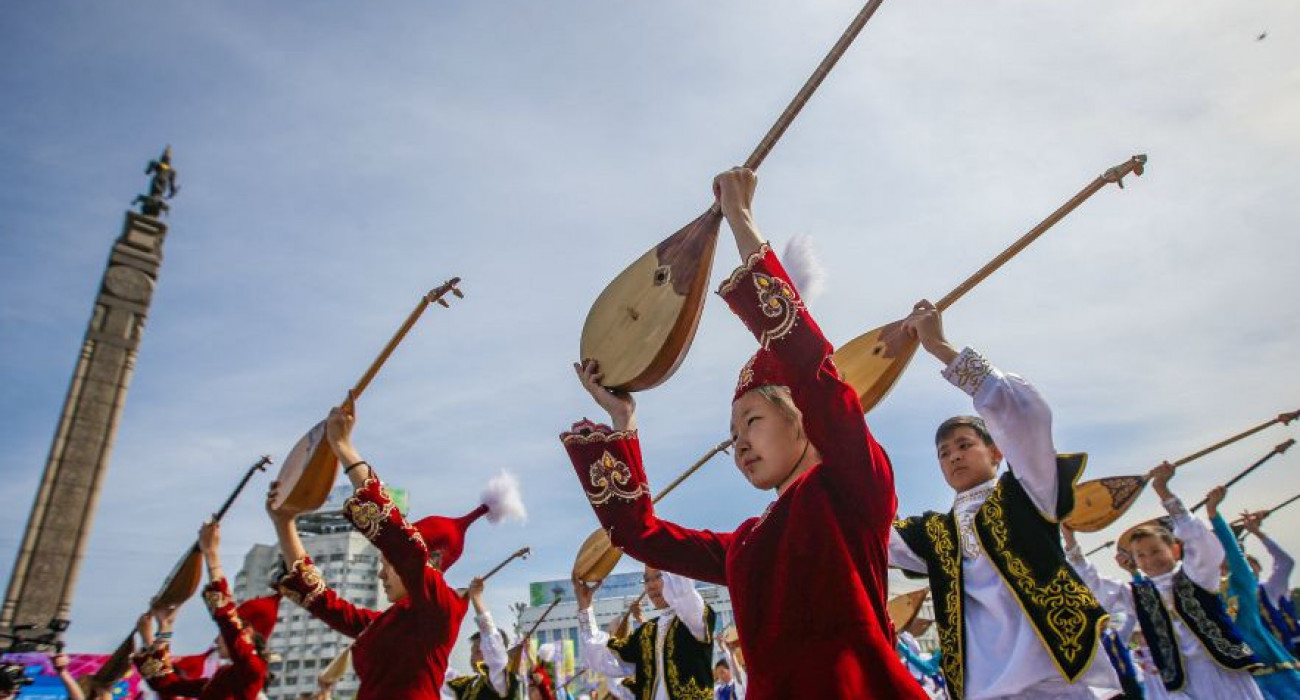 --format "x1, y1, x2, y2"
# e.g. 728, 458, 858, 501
29, 1, 1299, 699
